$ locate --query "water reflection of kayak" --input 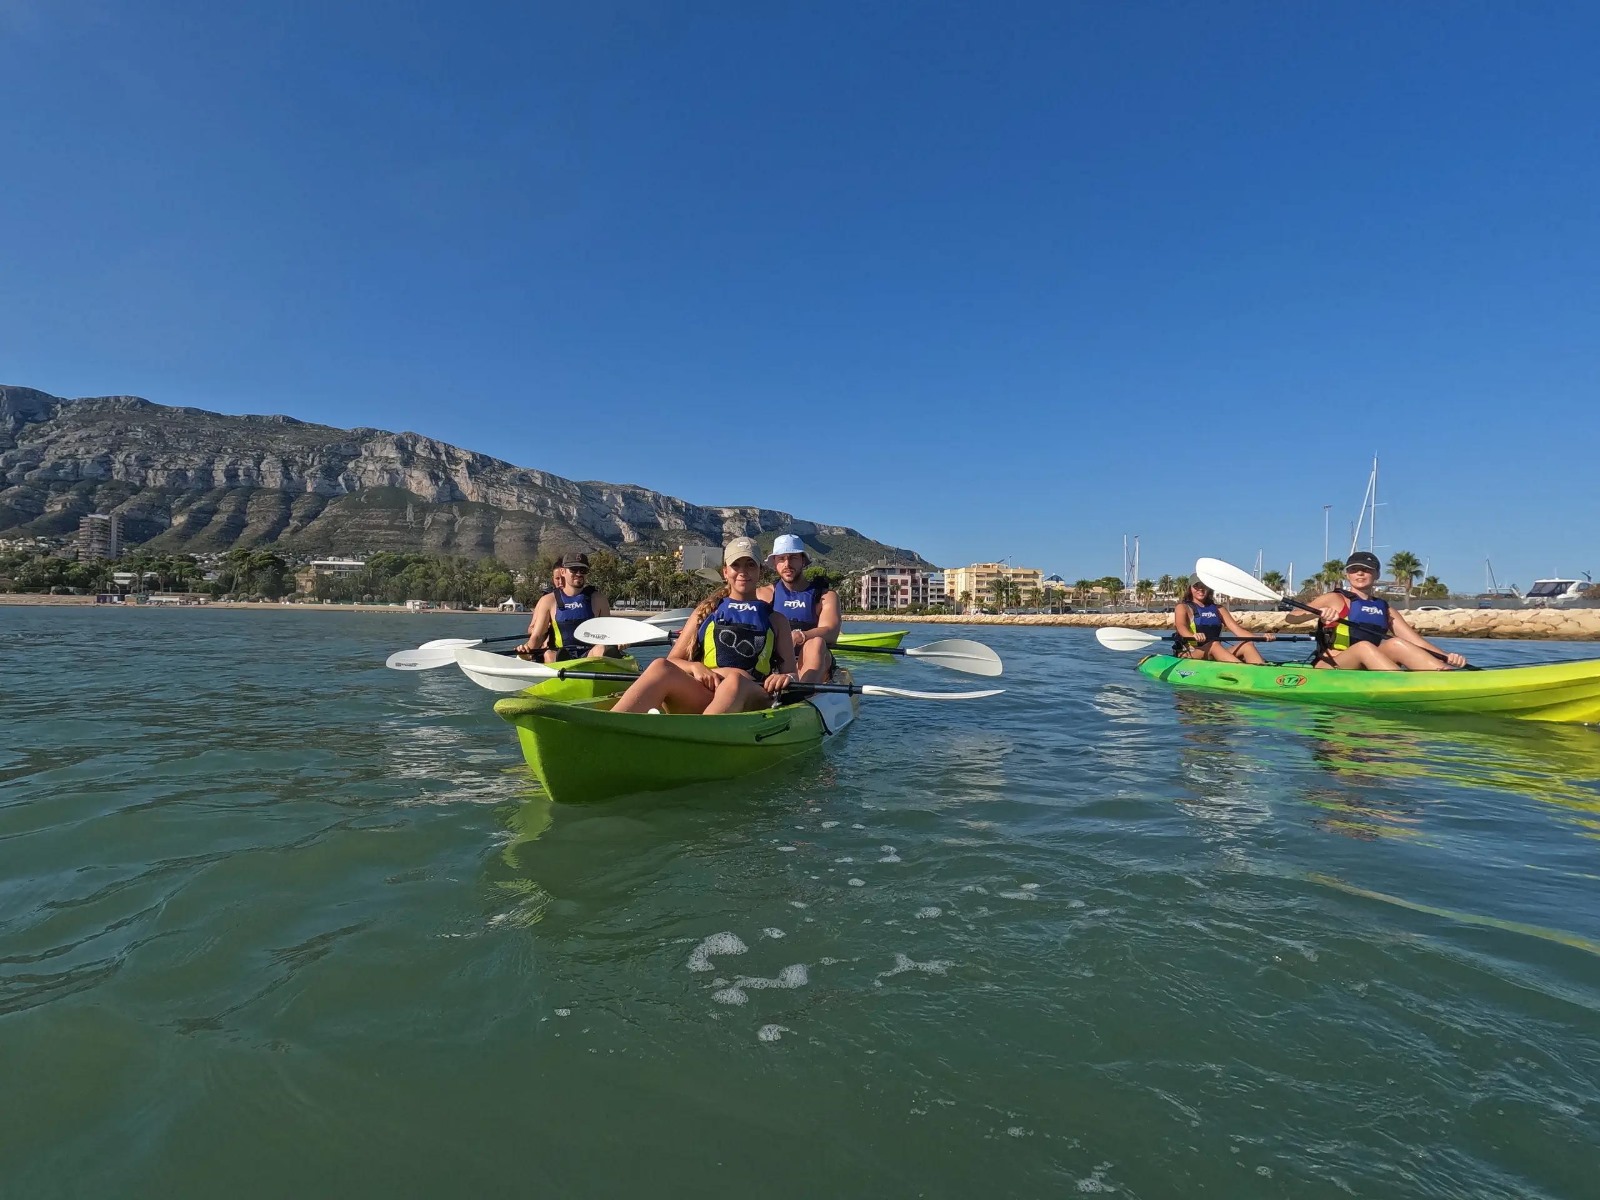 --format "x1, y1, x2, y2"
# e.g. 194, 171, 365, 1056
1137, 653, 1600, 724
